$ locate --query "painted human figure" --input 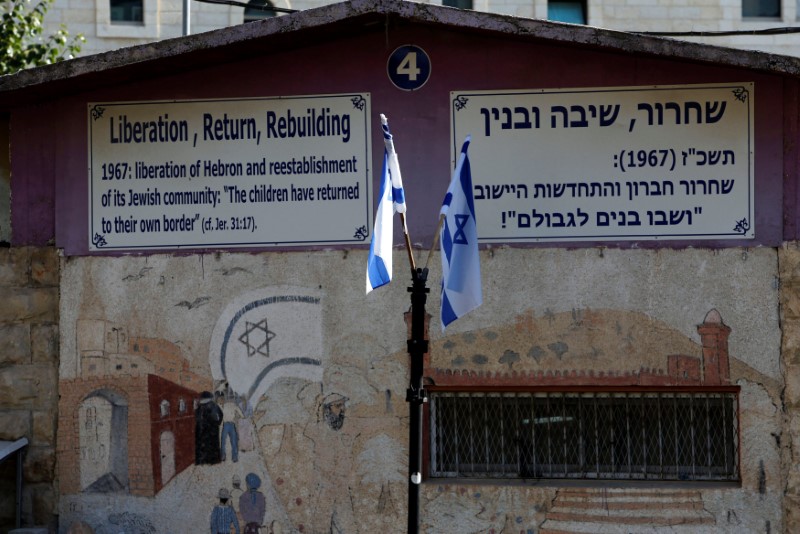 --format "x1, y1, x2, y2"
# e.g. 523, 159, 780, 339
238, 473, 267, 534
230, 474, 244, 524
195, 391, 223, 465
236, 395, 256, 452
220, 394, 244, 462
210, 488, 240, 534
322, 393, 346, 430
